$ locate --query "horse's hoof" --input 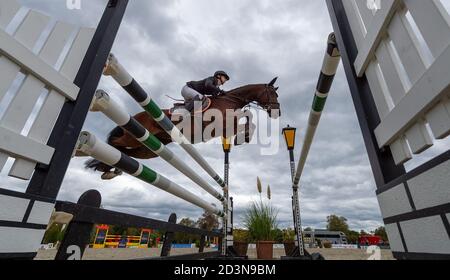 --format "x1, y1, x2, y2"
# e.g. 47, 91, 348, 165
101, 172, 118, 180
